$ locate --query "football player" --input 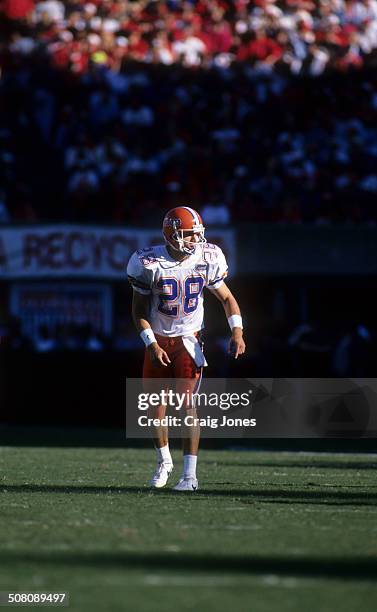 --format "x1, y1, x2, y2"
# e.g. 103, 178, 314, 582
127, 206, 245, 491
